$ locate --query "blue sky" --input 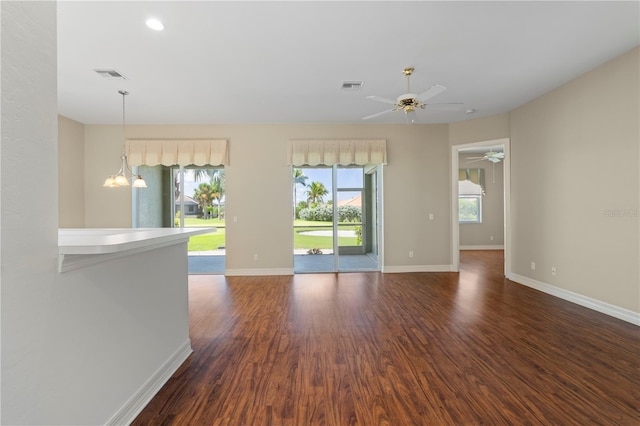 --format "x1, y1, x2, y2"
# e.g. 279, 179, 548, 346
180, 167, 362, 204
295, 167, 363, 203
